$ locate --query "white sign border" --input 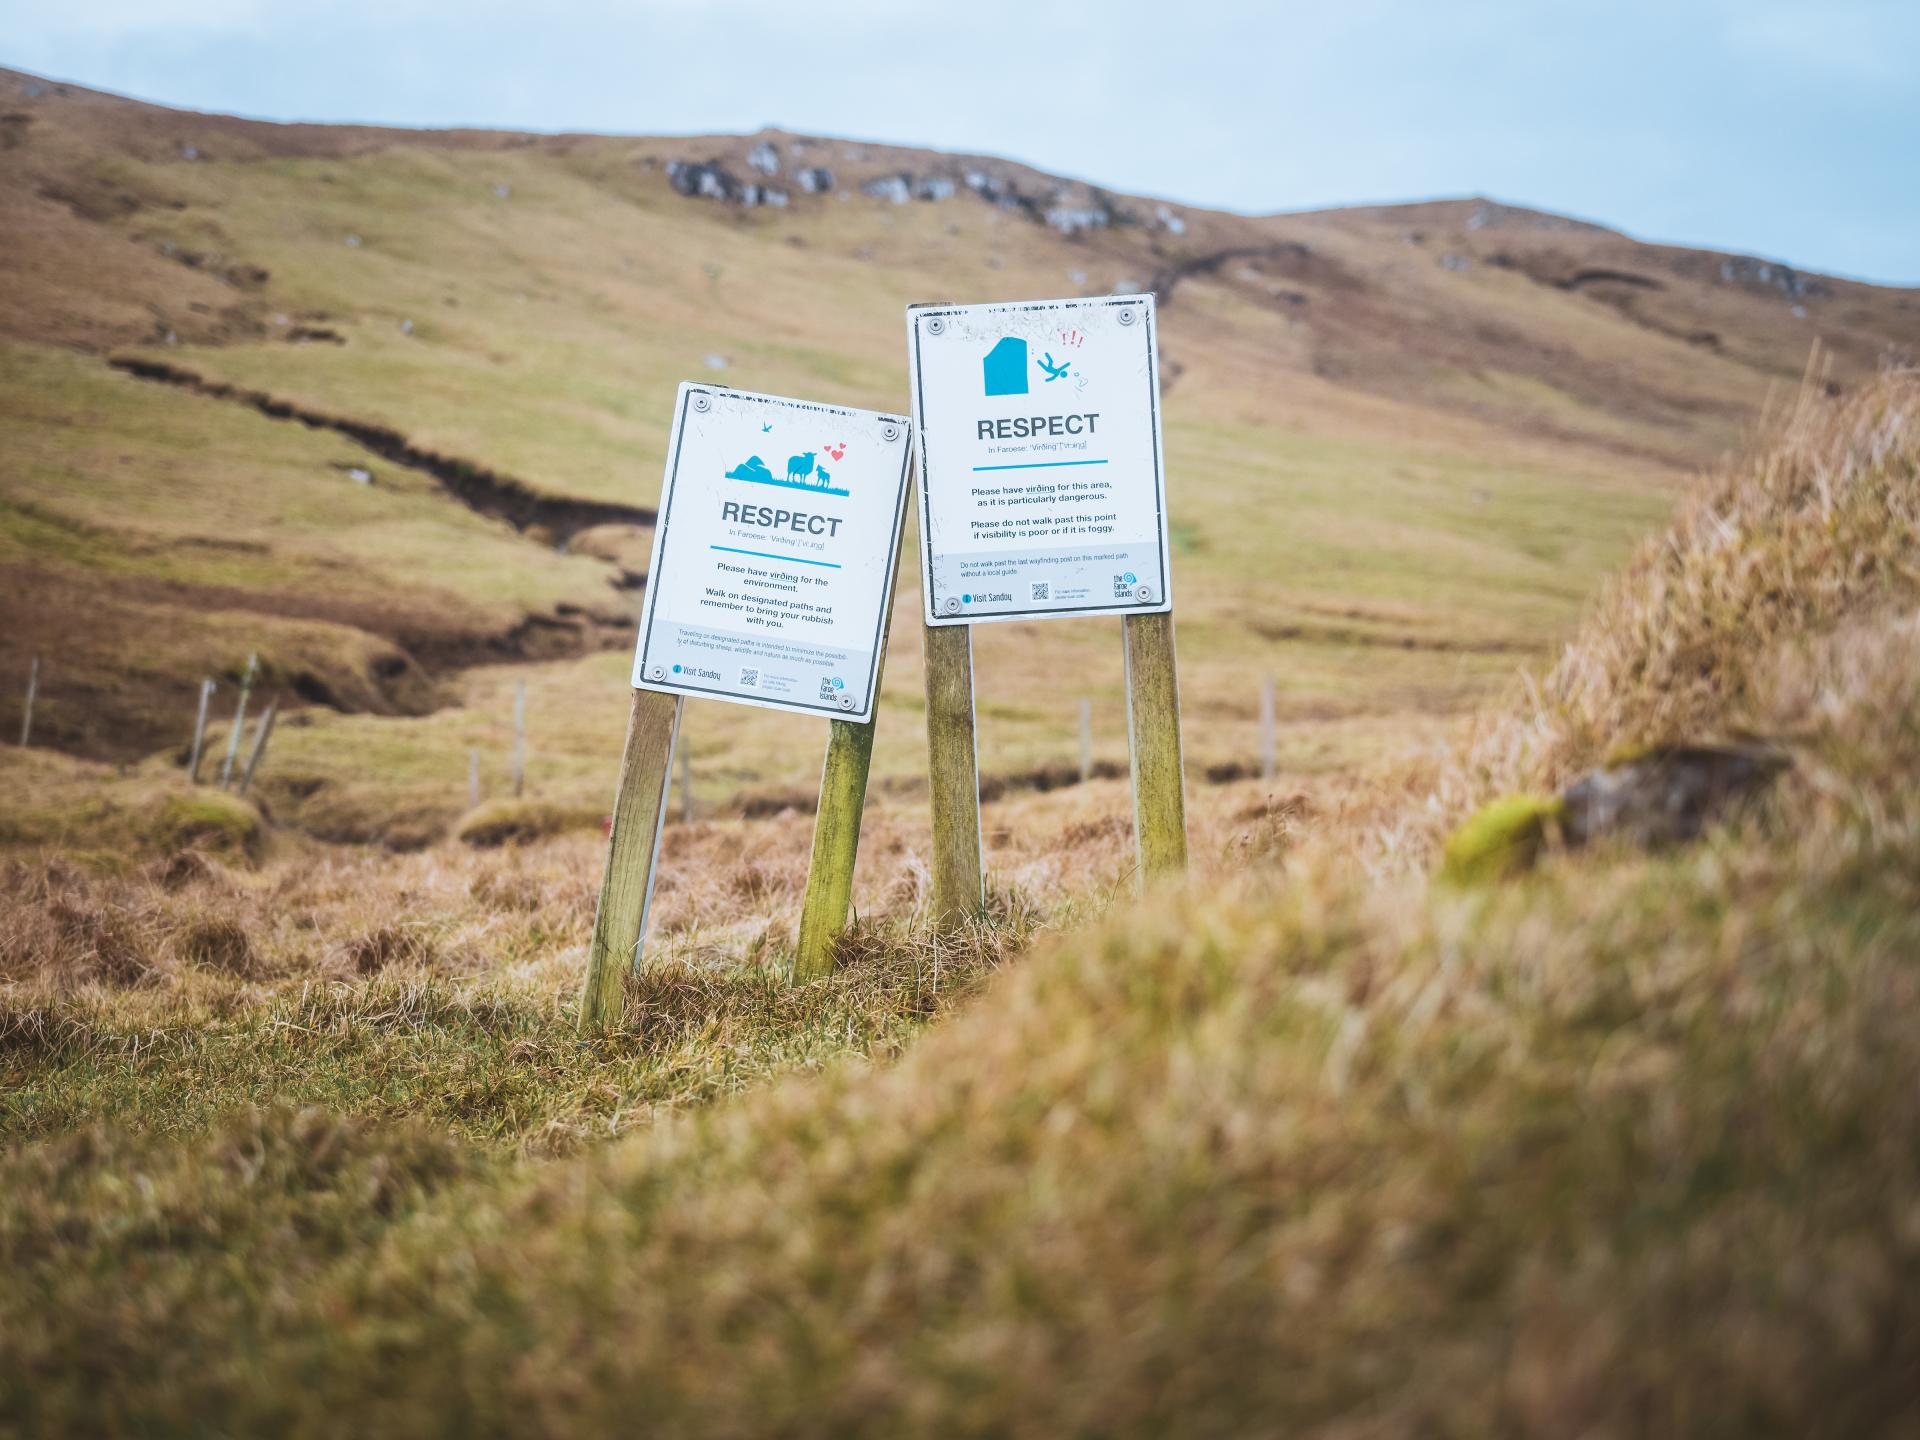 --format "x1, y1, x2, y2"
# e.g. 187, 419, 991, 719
631, 381, 913, 724
907, 294, 1172, 628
